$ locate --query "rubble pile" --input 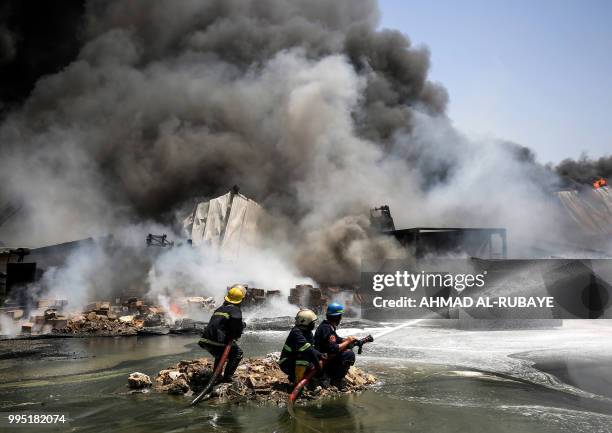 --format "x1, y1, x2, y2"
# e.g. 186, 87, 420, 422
2, 299, 70, 334
129, 354, 376, 405
2, 284, 359, 337
58, 312, 141, 336
1, 295, 205, 337
55, 298, 169, 336
128, 372, 153, 389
